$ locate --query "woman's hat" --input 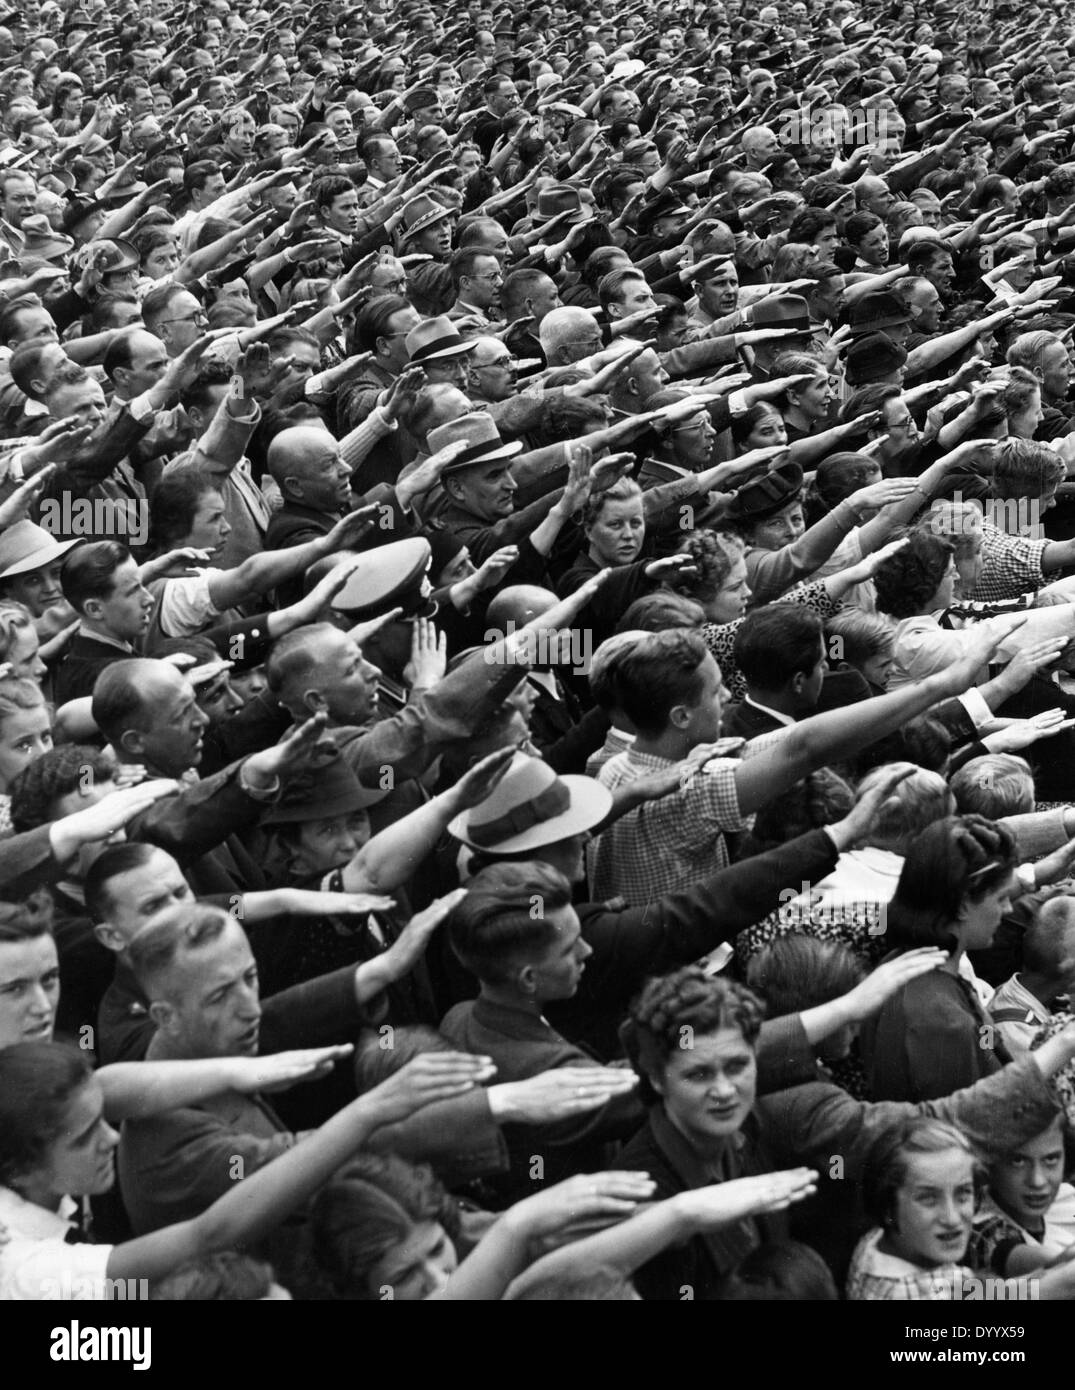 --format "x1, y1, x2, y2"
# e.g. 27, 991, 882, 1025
0, 521, 81, 580
262, 747, 387, 823
426, 411, 523, 471
727, 461, 804, 524
448, 750, 612, 852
